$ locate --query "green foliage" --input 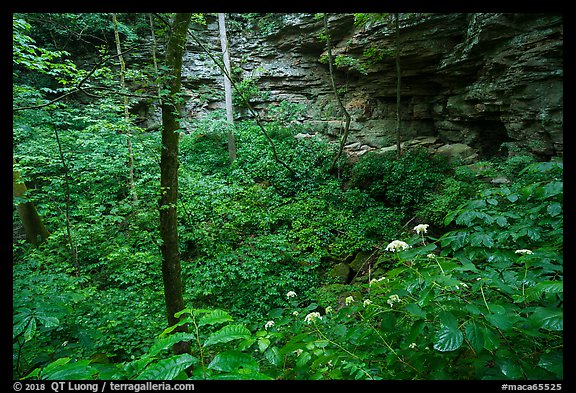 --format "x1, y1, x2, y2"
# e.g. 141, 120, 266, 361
13, 12, 562, 382
417, 165, 484, 227
350, 148, 452, 209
